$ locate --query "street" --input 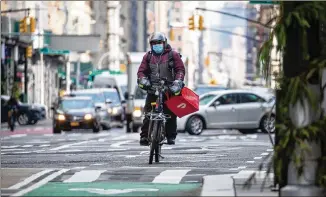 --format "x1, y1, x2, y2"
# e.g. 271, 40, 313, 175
1, 119, 274, 197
